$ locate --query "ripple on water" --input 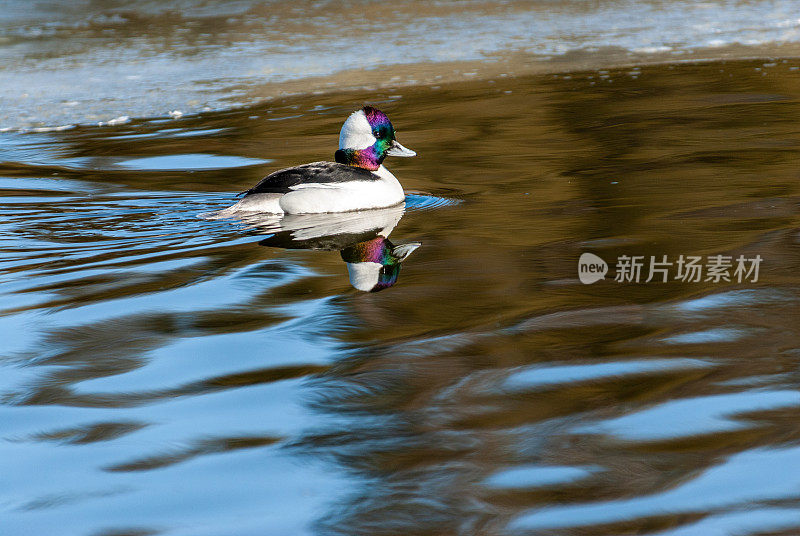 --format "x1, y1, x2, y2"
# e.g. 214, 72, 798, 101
508, 445, 800, 532
116, 154, 272, 171
404, 192, 462, 210
483, 464, 599, 490
3, 58, 800, 536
